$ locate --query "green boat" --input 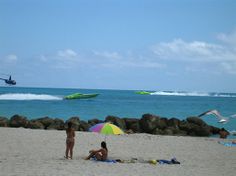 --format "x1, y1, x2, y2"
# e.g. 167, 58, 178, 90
64, 93, 99, 100
135, 91, 151, 95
